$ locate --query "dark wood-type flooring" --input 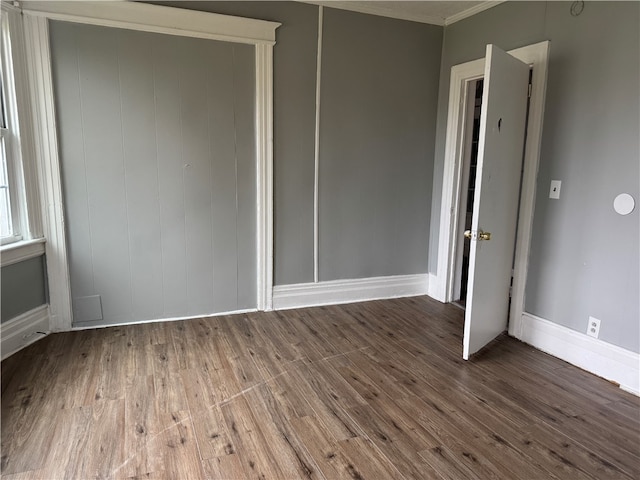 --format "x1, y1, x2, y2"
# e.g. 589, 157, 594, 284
2, 296, 639, 479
